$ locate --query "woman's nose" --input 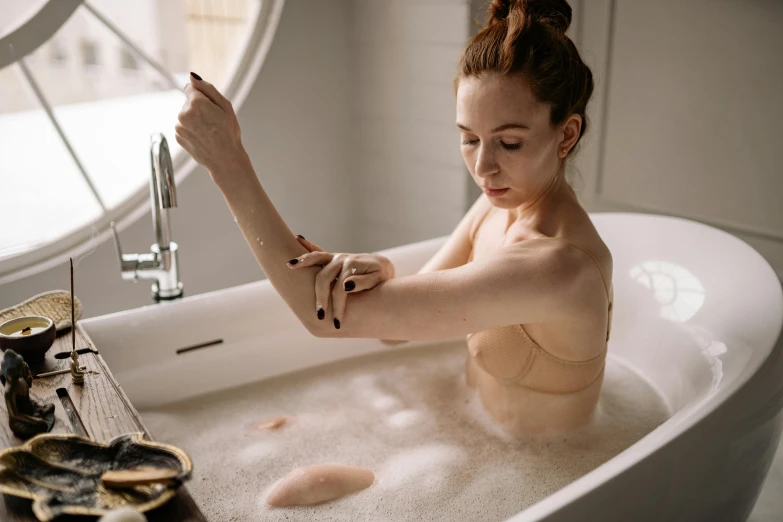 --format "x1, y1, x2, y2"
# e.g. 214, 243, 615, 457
474, 145, 499, 179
